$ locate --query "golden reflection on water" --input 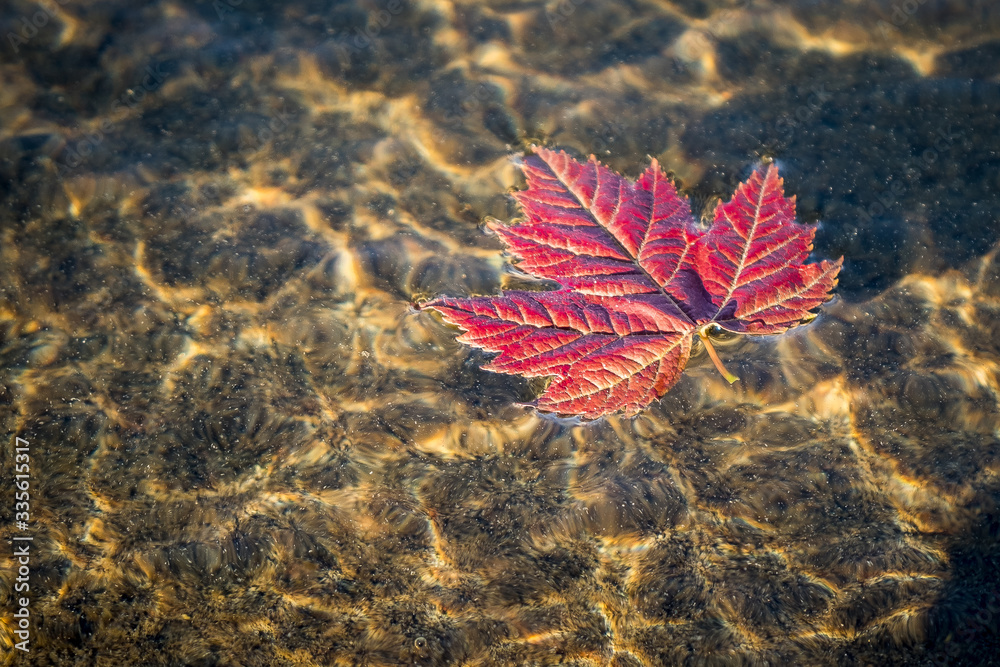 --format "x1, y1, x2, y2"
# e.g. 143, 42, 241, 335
1, 0, 1000, 664
6, 201, 999, 663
